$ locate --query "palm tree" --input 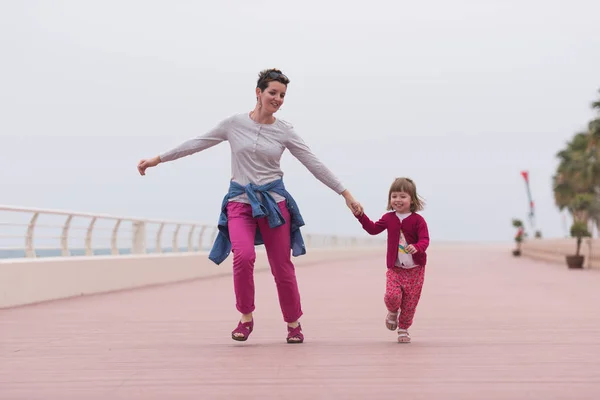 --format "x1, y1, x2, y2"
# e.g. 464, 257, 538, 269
553, 133, 595, 212
590, 119, 600, 139
553, 88, 600, 233
553, 135, 600, 233
592, 89, 600, 110
589, 90, 600, 228
590, 89, 600, 141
